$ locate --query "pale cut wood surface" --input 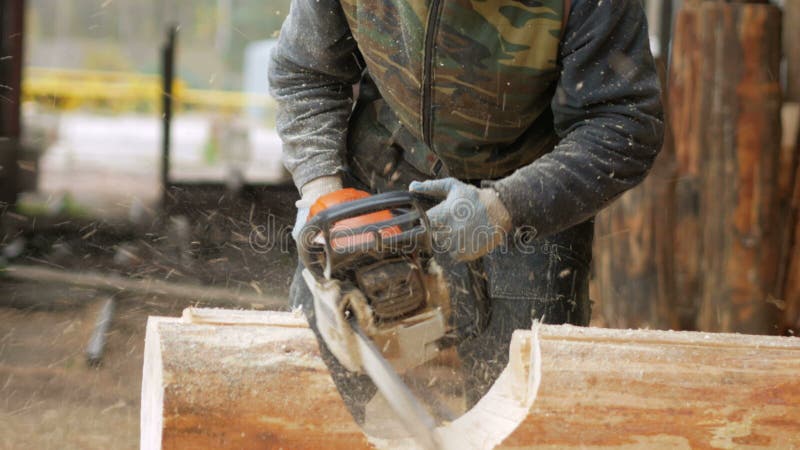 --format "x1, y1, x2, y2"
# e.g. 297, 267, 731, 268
142, 308, 800, 449
142, 311, 369, 450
